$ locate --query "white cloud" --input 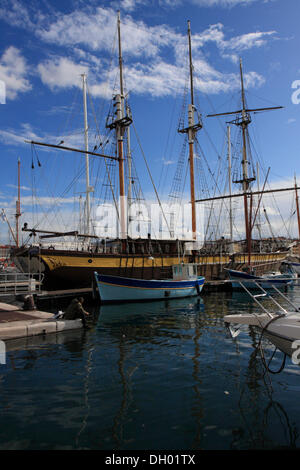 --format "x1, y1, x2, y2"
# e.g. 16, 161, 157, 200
0, 123, 85, 150
37, 7, 176, 59
225, 30, 276, 51
6, 184, 31, 191
111, 0, 148, 12
161, 0, 274, 7
37, 57, 88, 90
190, 0, 258, 5
0, 46, 31, 100
0, 0, 34, 29
0, 3, 277, 101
